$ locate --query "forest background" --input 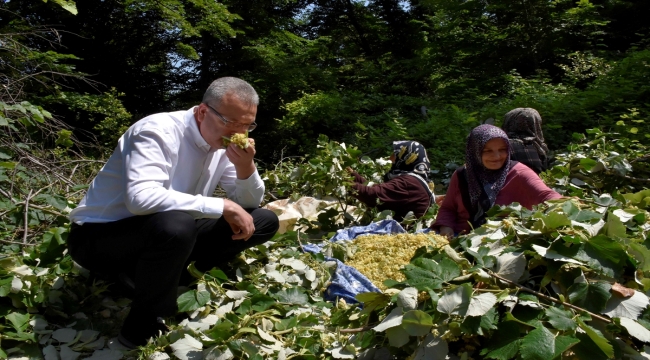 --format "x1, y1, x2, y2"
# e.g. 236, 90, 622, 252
4, 0, 650, 171
2, 0, 650, 359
